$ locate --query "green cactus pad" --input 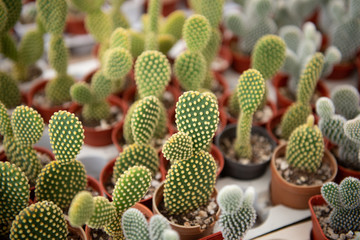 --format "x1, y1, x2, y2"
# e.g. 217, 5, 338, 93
251, 35, 286, 80
162, 132, 193, 164
153, 101, 167, 139
113, 143, 159, 178
237, 69, 265, 115
0, 72, 21, 109
11, 105, 44, 147
91, 71, 112, 101
49, 110, 84, 163
217, 185, 243, 213
131, 96, 161, 144
104, 212, 124, 238
339, 177, 360, 209
83, 100, 111, 122
109, 27, 131, 50
103, 48, 133, 80
48, 34, 68, 75
158, 34, 176, 55
321, 182, 341, 208
122, 208, 150, 240
18, 29, 44, 66
69, 0, 104, 13
45, 74, 75, 105
110, 8, 130, 30
145, 31, 158, 51
175, 91, 219, 151
88, 196, 116, 229
164, 150, 217, 214
0, 2, 7, 33
199, 0, 225, 28
85, 10, 112, 43
344, 118, 360, 144
0, 101, 12, 136
286, 115, 324, 173
160, 10, 186, 40
129, 30, 145, 58
113, 166, 152, 213
13, 146, 42, 183
174, 51, 206, 91
135, 50, 171, 99
35, 159, 87, 209
68, 191, 94, 228
123, 101, 139, 144
0, 33, 18, 62
0, 162, 29, 232
149, 215, 171, 240
10, 201, 68, 239
331, 85, 360, 120
280, 102, 312, 140
36, 0, 67, 34
148, 0, 161, 33
70, 82, 93, 105
202, 28, 222, 66
183, 14, 211, 52
2, 0, 22, 32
